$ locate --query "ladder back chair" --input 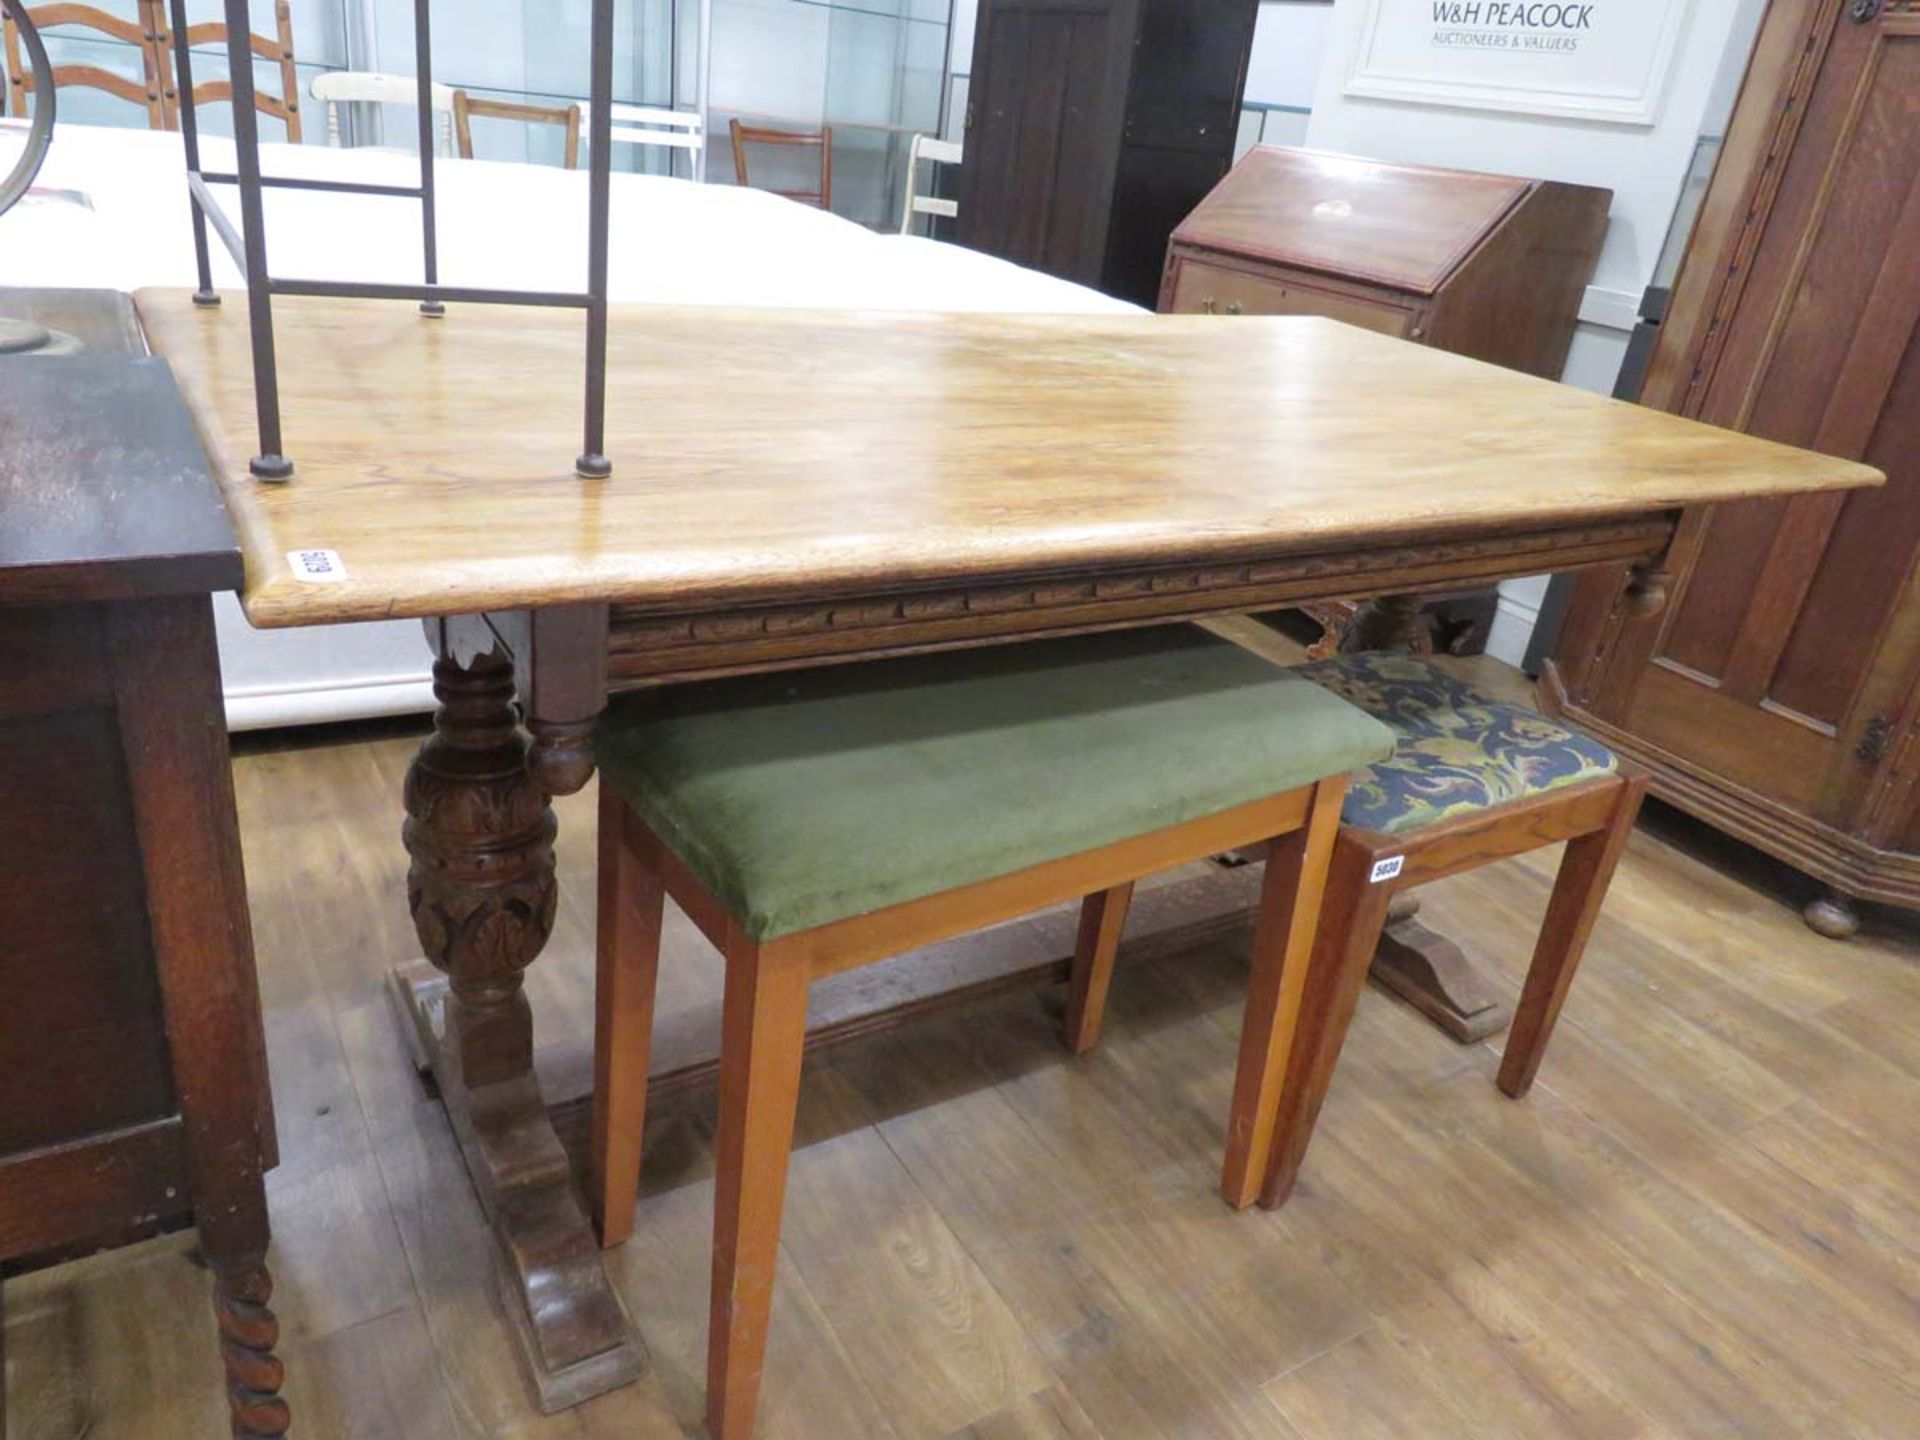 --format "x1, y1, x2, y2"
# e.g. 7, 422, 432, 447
155, 0, 301, 141
2, 0, 170, 129
607, 101, 703, 179
589, 630, 1393, 1440
899, 131, 960, 233
729, 116, 831, 209
452, 87, 581, 169
310, 68, 454, 154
